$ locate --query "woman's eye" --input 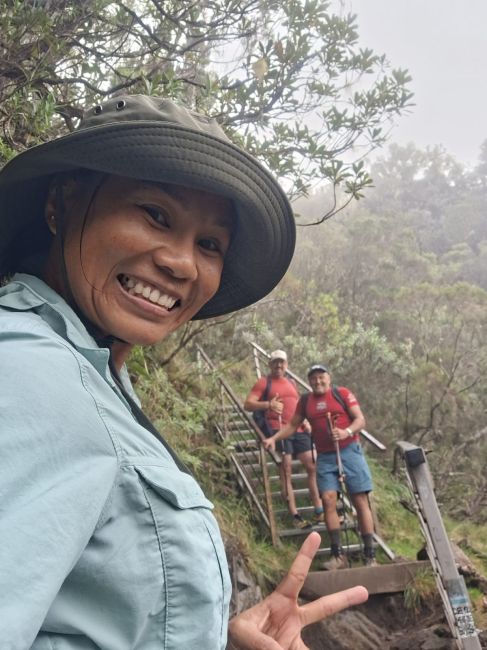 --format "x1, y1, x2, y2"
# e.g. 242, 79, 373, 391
199, 237, 222, 254
142, 205, 169, 227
